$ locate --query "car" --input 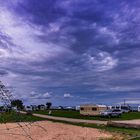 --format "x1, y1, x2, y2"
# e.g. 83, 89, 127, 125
100, 109, 122, 117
